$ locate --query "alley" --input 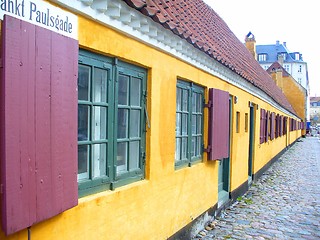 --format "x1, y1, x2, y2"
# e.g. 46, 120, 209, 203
195, 137, 320, 239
